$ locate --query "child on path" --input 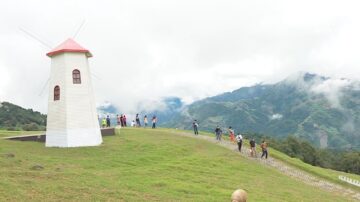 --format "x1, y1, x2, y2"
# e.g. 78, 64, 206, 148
193, 120, 199, 135
236, 133, 243, 152
261, 140, 268, 159
228, 126, 236, 143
